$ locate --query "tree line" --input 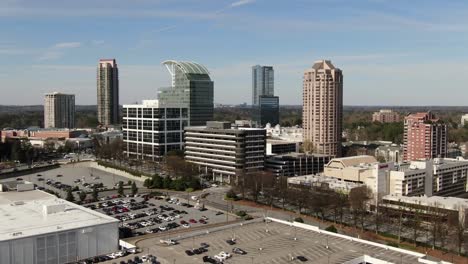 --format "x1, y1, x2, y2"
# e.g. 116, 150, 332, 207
230, 171, 467, 255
